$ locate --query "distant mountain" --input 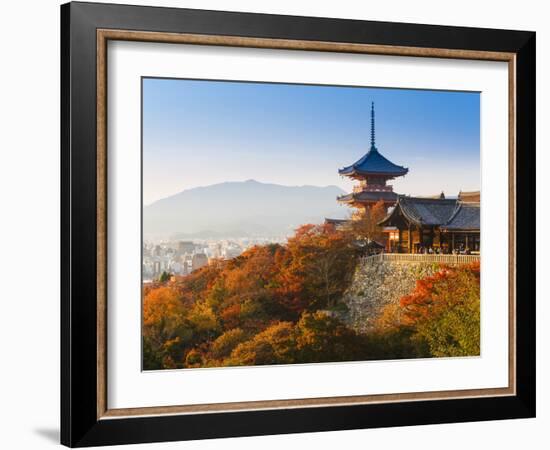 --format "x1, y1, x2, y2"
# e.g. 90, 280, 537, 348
143, 179, 349, 239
